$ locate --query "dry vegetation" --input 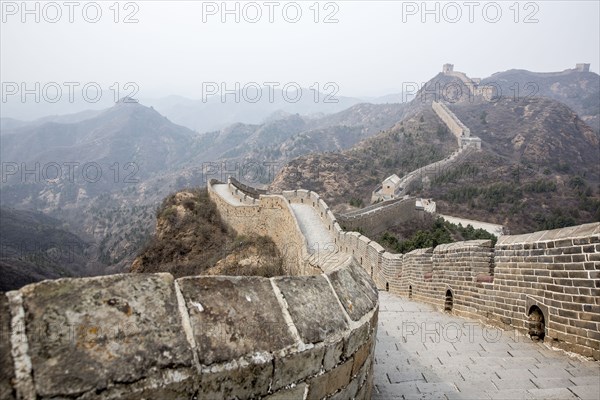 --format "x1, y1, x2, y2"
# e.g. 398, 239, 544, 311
130, 188, 284, 278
